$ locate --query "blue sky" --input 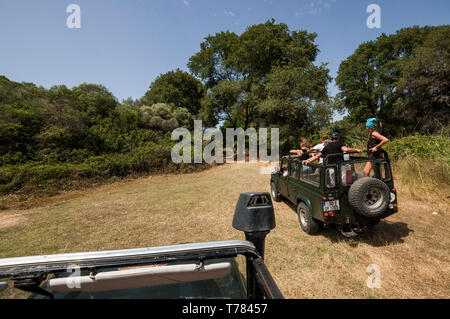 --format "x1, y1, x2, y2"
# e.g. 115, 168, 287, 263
0, 0, 449, 105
